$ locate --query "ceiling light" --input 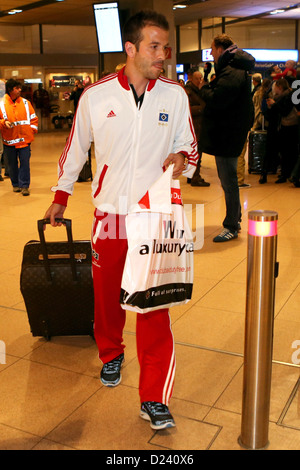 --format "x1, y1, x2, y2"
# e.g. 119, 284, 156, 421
270, 9, 285, 15
173, 5, 187, 9
8, 9, 23, 15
